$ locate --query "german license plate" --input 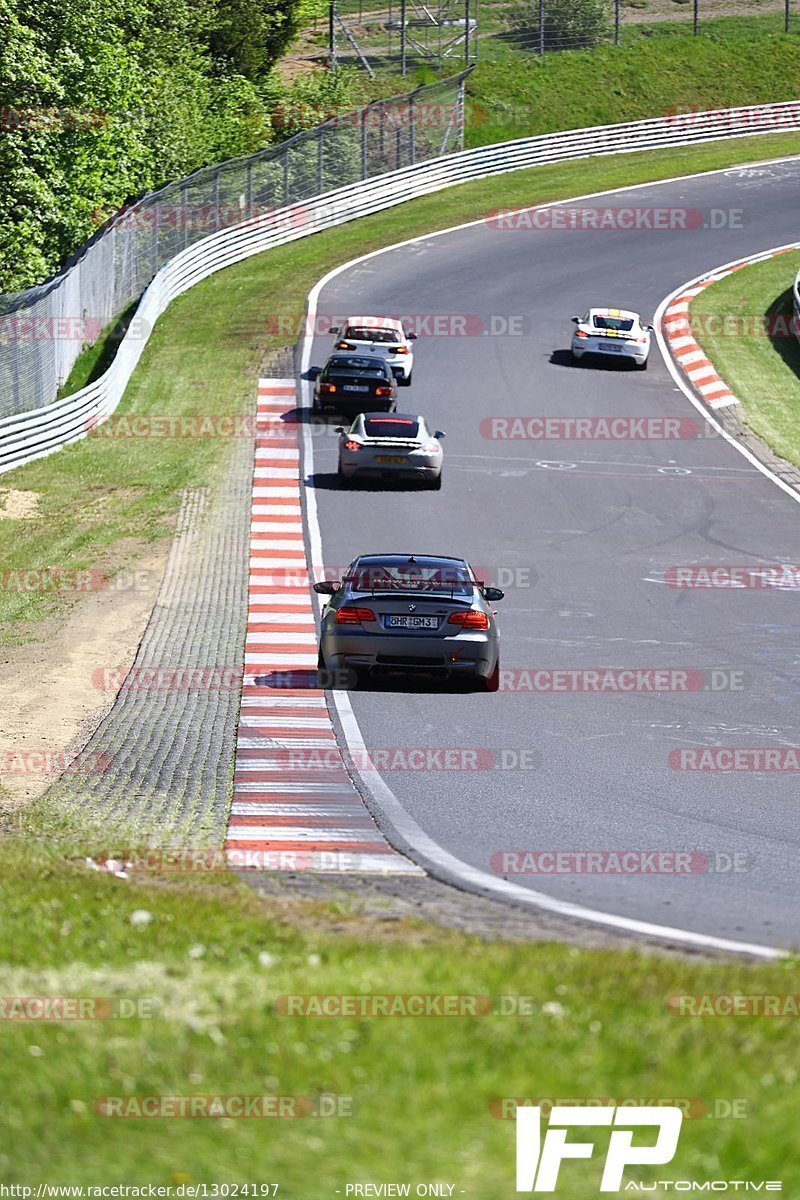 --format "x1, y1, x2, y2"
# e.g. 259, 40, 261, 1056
384, 614, 439, 629
343, 384, 369, 391
376, 456, 406, 464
